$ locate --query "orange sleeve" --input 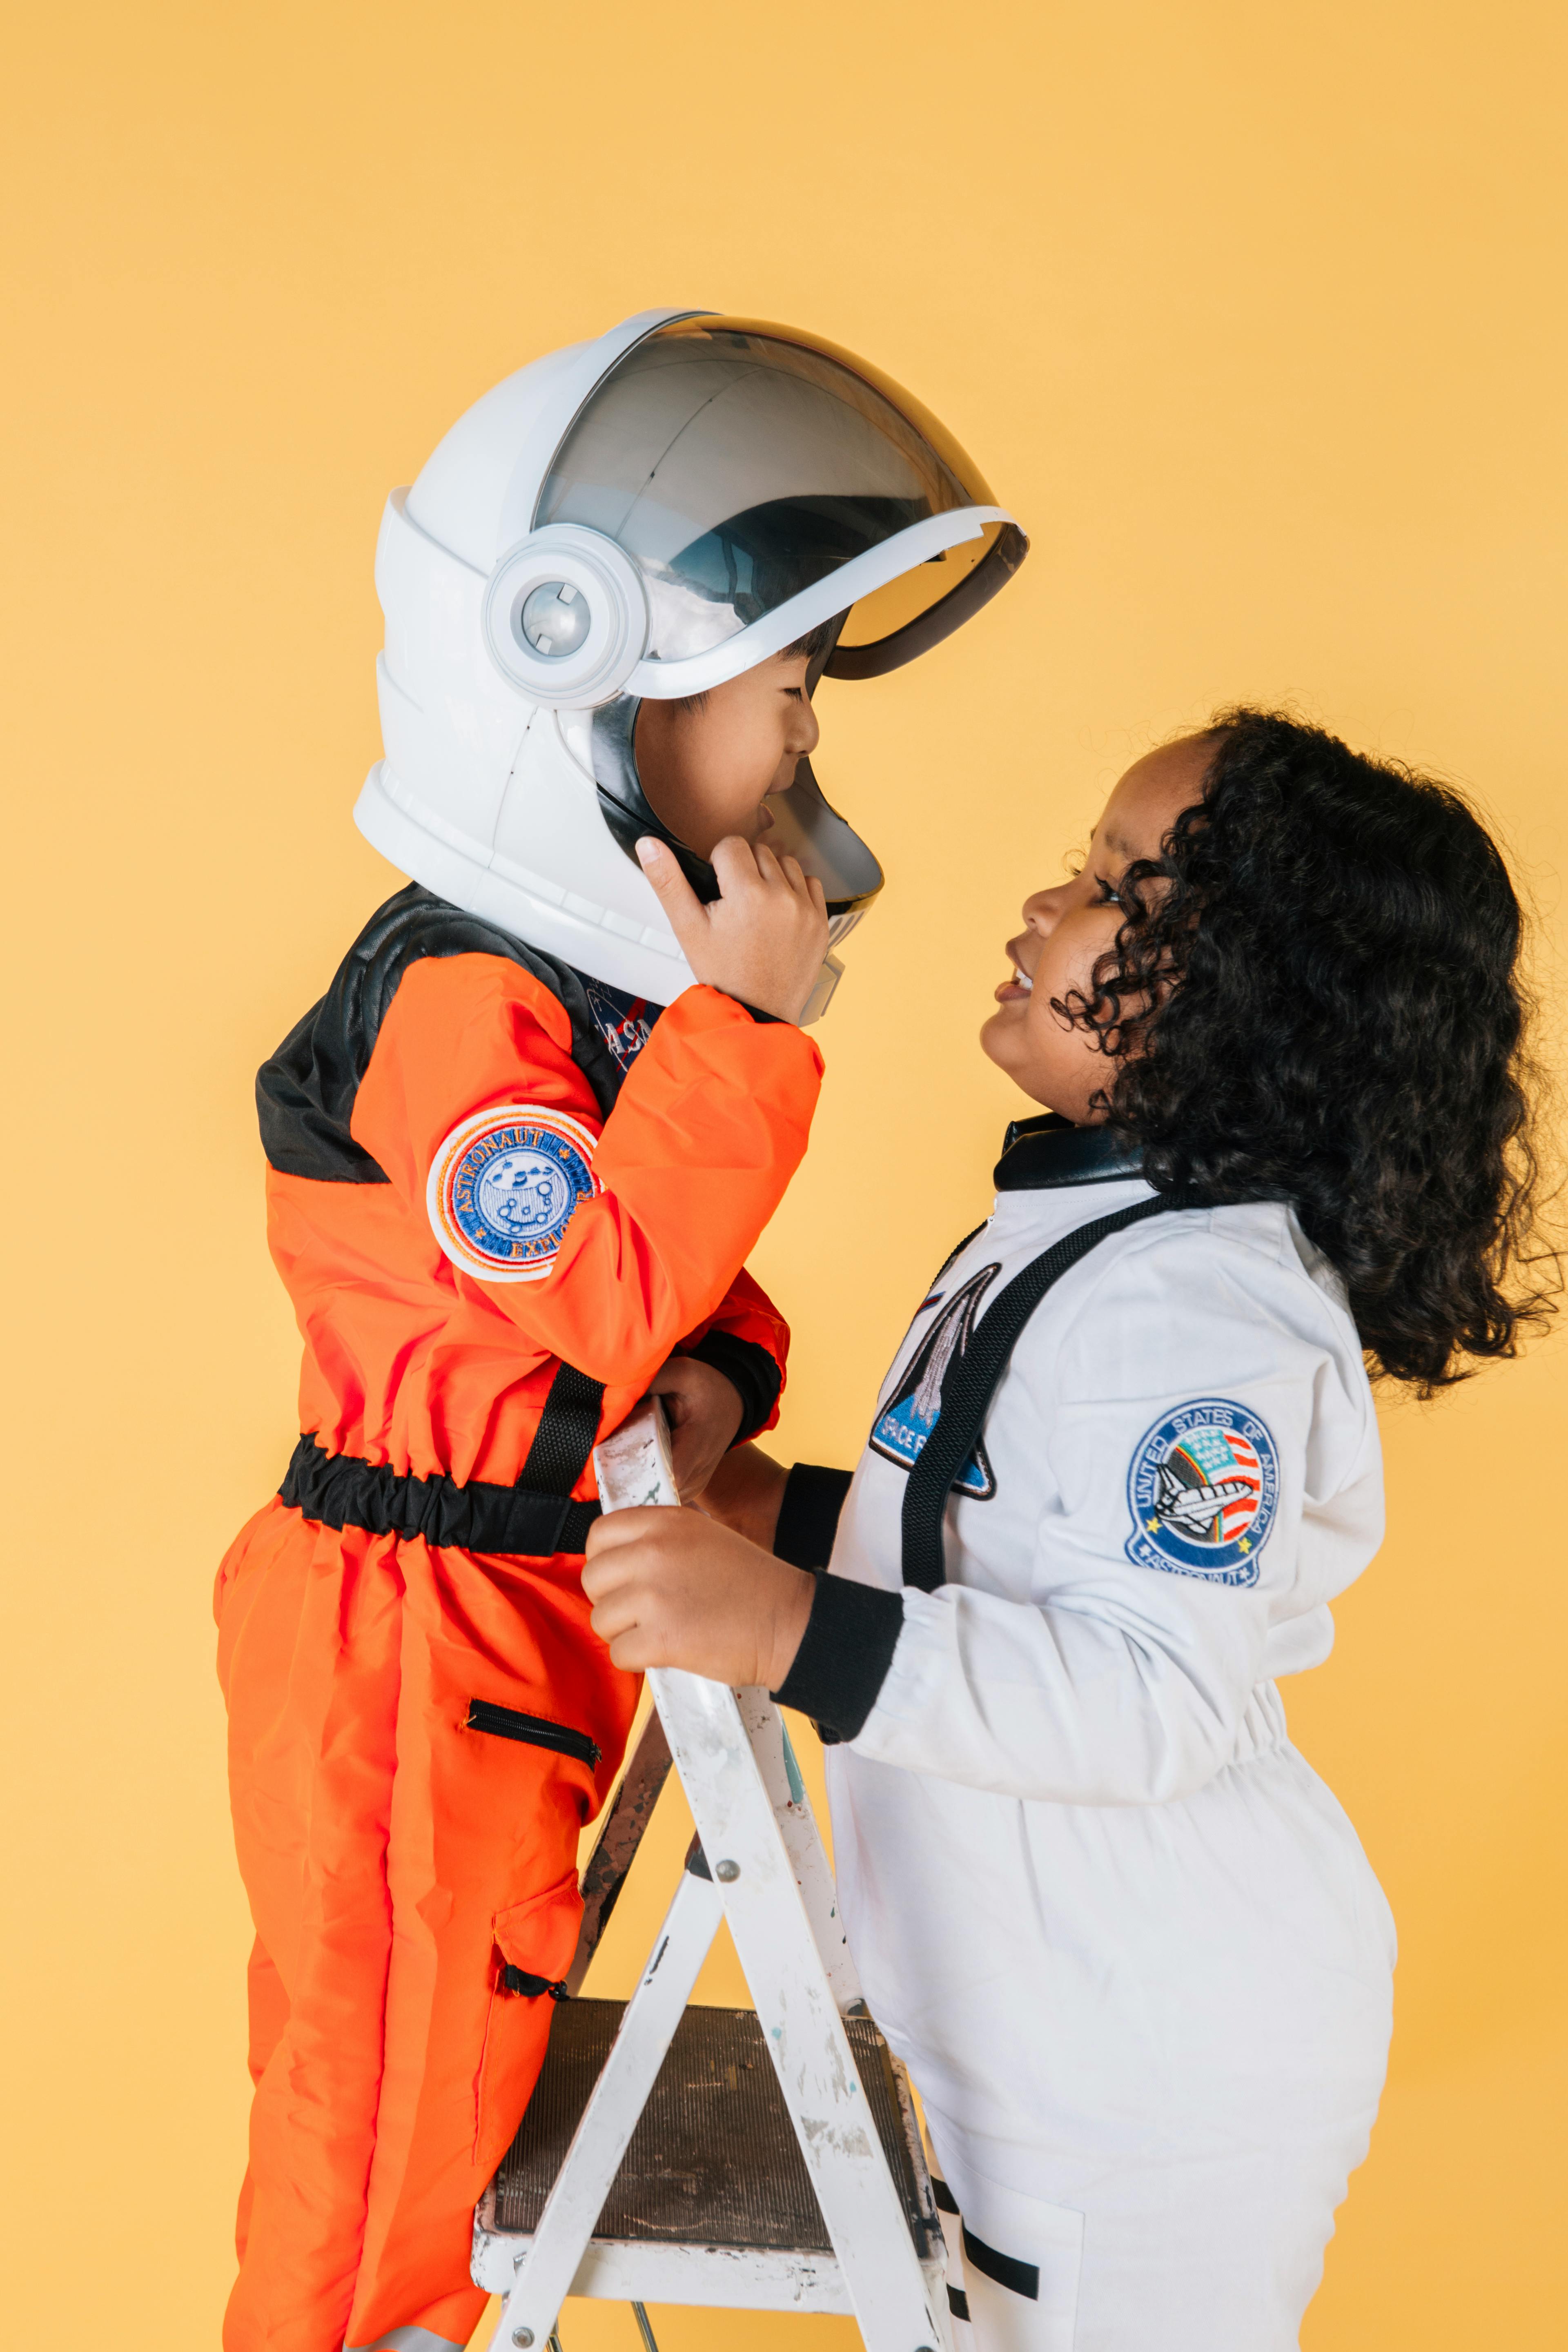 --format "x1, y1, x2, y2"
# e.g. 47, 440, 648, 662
680, 1265, 793, 1438
692, 1266, 791, 1369
350, 953, 822, 1393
